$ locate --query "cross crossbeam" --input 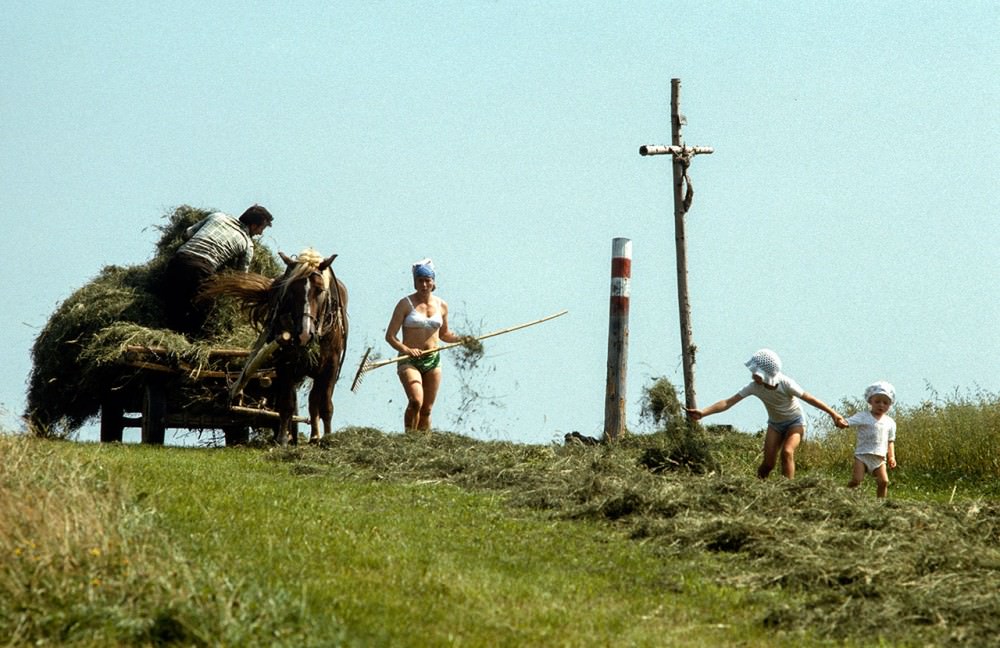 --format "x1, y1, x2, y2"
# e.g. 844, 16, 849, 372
639, 145, 714, 157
